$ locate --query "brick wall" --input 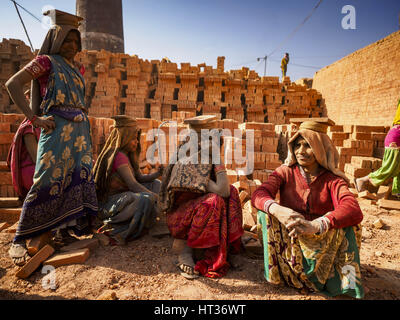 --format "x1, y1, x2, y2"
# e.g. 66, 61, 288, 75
312, 30, 400, 126
0, 39, 34, 113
